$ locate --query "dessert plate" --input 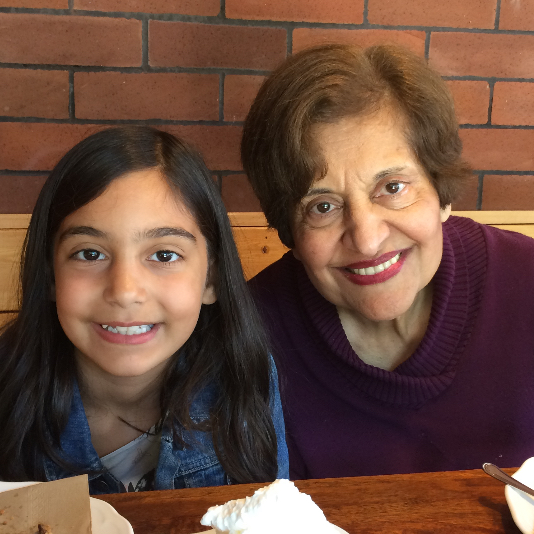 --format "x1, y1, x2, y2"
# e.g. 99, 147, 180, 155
0, 481, 134, 534
193, 522, 347, 533
505, 457, 534, 534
